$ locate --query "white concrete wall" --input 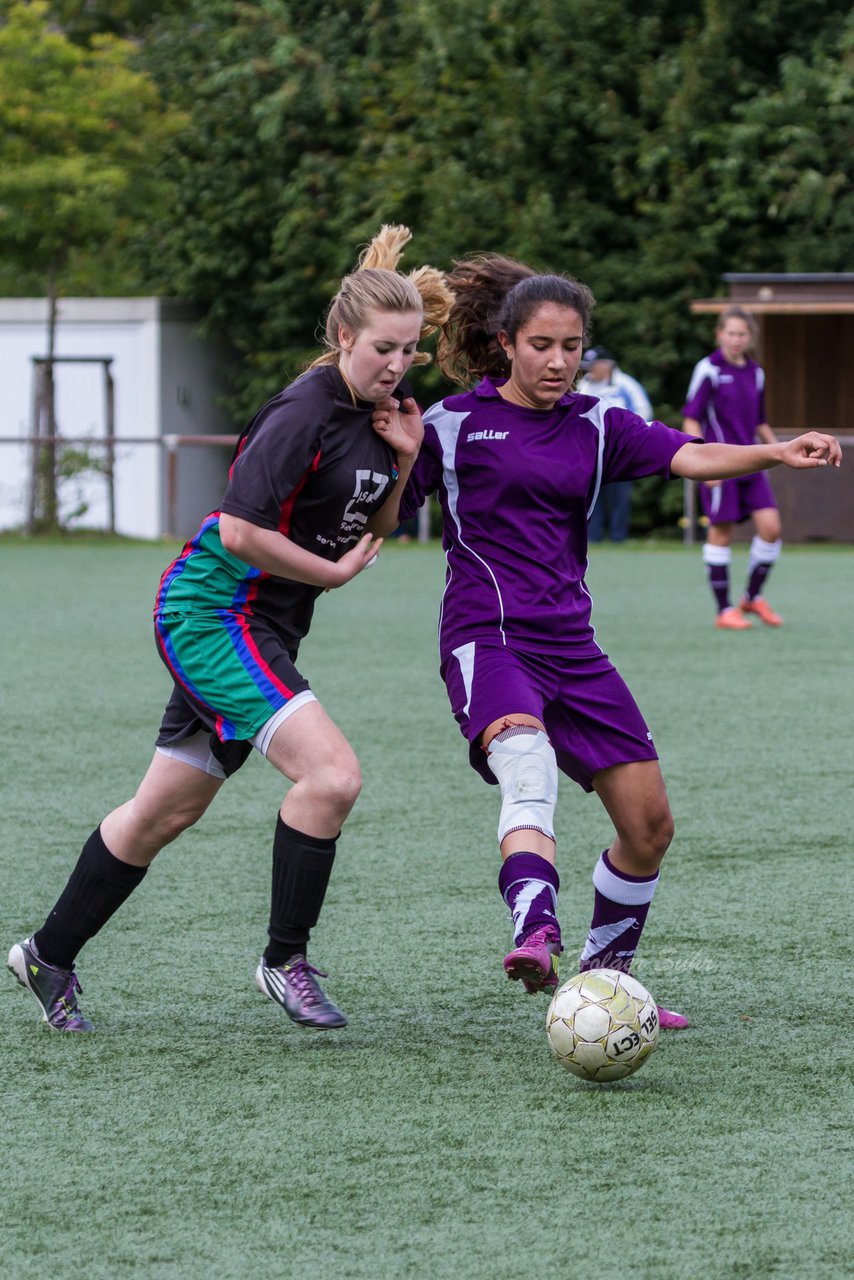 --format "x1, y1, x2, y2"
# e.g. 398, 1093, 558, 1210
157, 318, 235, 540
0, 299, 235, 538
